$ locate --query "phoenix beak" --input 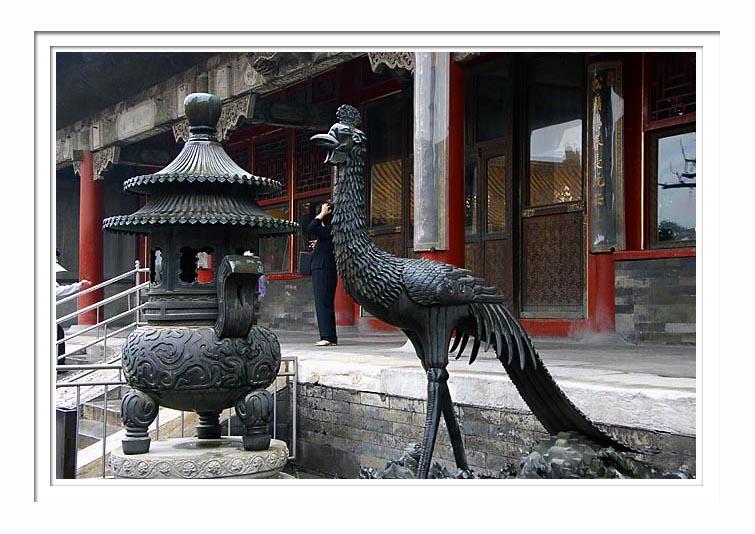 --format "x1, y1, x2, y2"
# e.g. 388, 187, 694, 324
310, 132, 340, 163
